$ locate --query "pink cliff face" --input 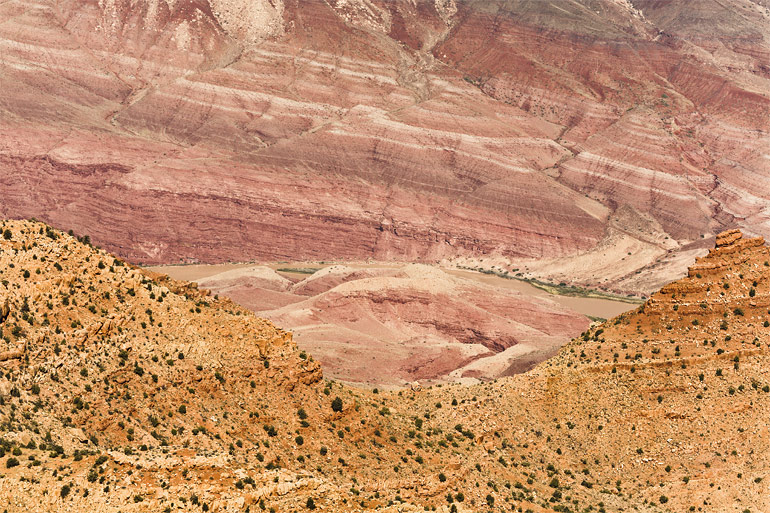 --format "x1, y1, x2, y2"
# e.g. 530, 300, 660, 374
0, 0, 767, 295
